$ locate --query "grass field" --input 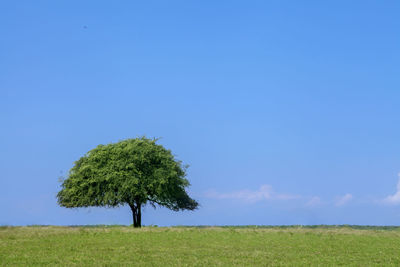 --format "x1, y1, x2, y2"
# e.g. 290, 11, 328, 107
1, 225, 400, 266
